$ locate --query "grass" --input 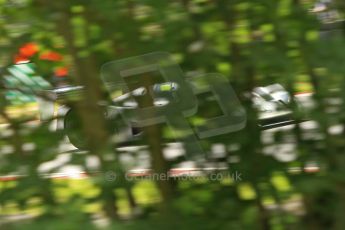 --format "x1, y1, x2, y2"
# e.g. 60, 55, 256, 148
0, 173, 296, 217
0, 178, 160, 217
